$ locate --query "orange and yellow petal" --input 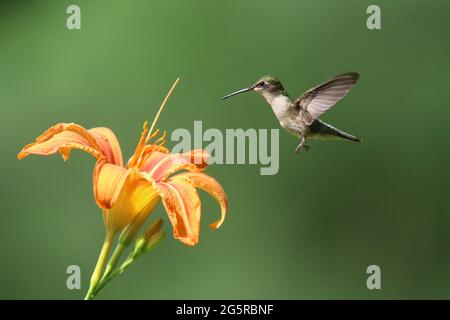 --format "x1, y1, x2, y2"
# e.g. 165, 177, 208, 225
154, 179, 201, 246
17, 123, 121, 163
171, 172, 228, 229
103, 169, 160, 234
141, 150, 210, 182
93, 162, 130, 209
89, 127, 124, 166
135, 144, 169, 168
